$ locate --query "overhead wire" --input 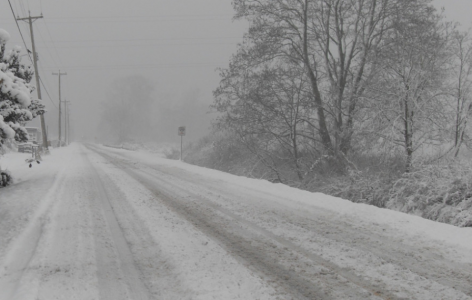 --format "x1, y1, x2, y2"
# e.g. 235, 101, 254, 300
45, 18, 229, 24
46, 14, 233, 21
11, 0, 20, 18
17, 0, 64, 107
17, 0, 27, 18
39, 76, 58, 109
36, 25, 59, 68
36, 42, 238, 49
41, 62, 227, 71
44, 36, 242, 43
7, 0, 34, 65
38, 59, 59, 108
43, 14, 233, 24
41, 19, 63, 65
49, 13, 233, 18
7, 0, 59, 109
